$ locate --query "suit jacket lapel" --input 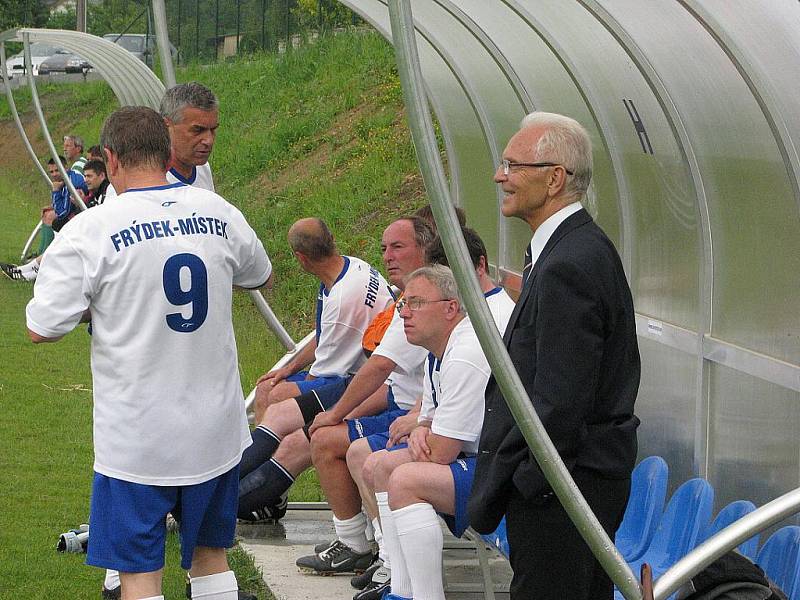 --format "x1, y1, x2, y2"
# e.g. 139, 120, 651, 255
502, 209, 592, 346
